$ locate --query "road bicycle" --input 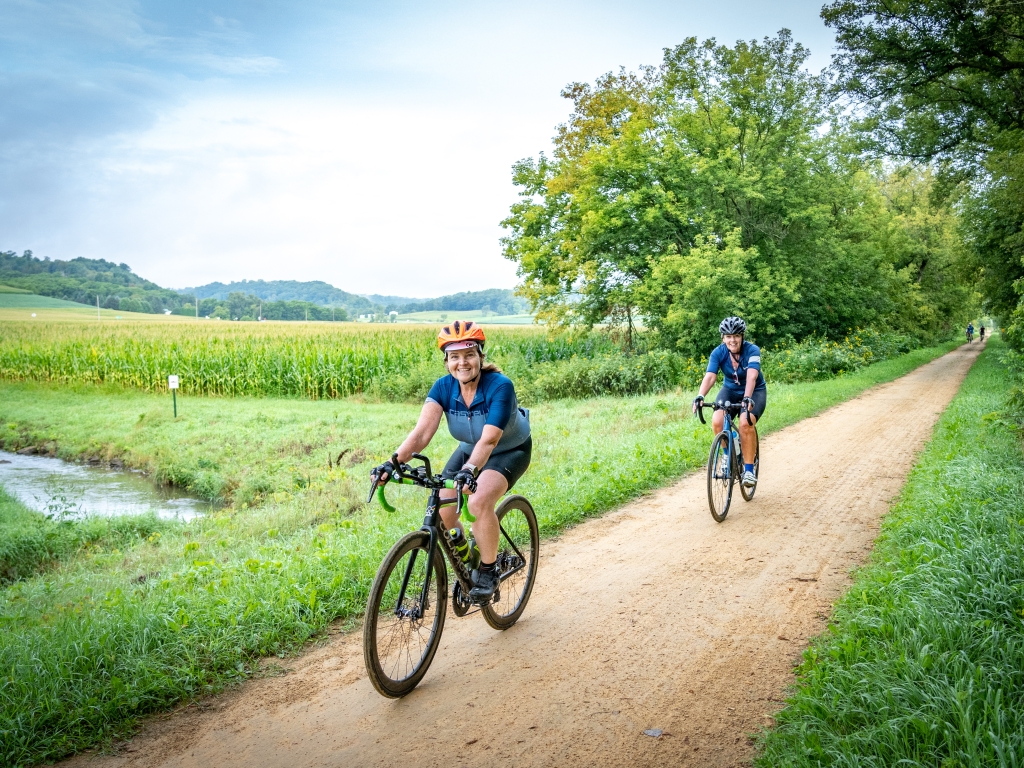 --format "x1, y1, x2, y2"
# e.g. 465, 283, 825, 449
696, 400, 759, 522
967, 329, 975, 343
362, 453, 539, 697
